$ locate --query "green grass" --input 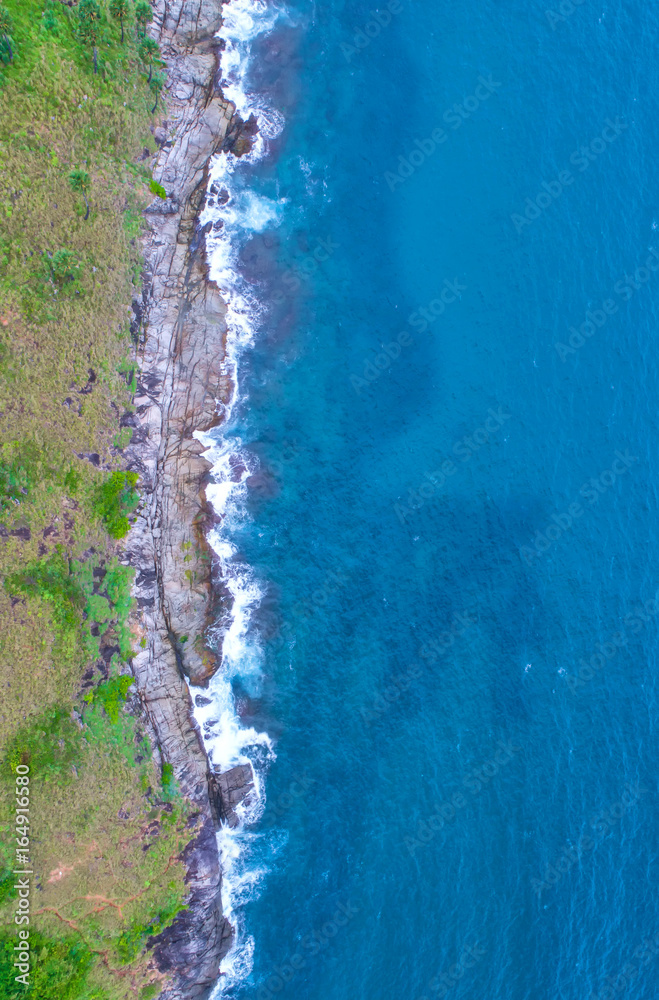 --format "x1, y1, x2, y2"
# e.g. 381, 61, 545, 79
0, 3, 192, 998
